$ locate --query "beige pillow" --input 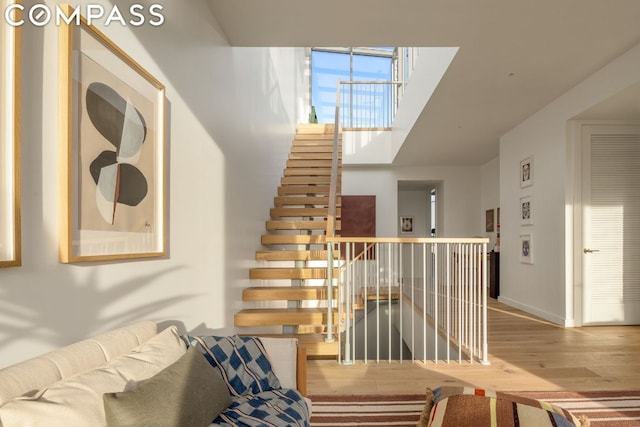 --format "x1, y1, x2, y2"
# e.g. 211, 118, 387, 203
104, 347, 232, 427
0, 326, 186, 427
